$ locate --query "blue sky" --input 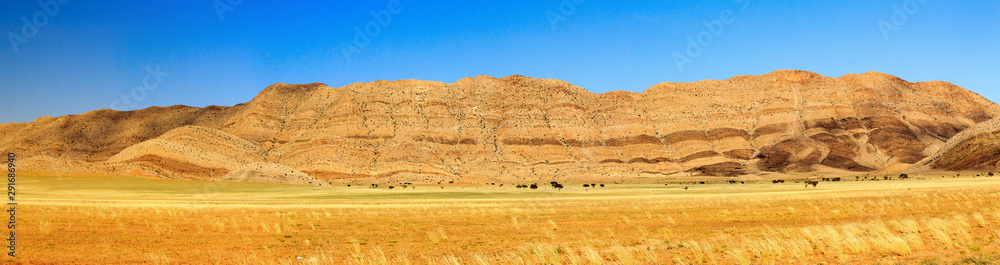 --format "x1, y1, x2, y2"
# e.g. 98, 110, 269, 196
1, 0, 998, 123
